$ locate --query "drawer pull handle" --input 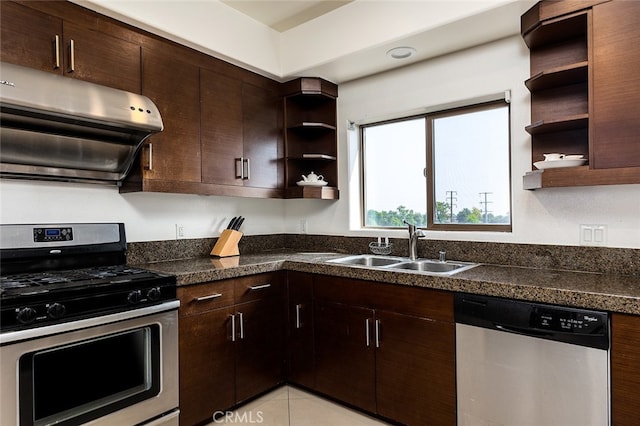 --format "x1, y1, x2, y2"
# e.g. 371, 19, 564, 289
295, 304, 302, 329
238, 312, 244, 339
68, 39, 75, 73
365, 318, 371, 347
230, 314, 236, 342
249, 284, 271, 291
53, 35, 60, 69
194, 293, 223, 302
